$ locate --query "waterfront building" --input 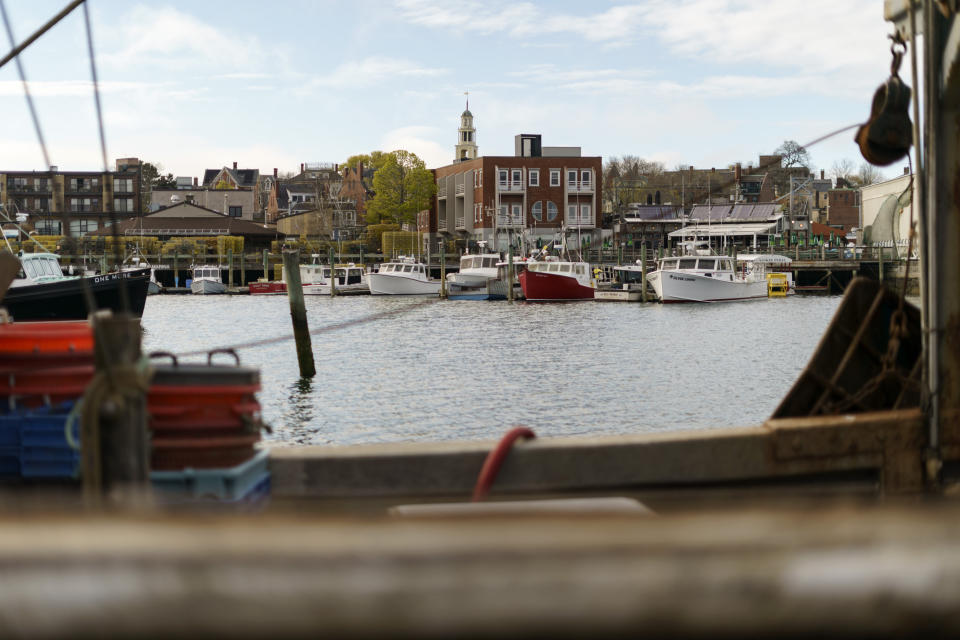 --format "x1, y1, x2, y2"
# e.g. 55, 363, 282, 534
0, 158, 142, 237
420, 105, 602, 252
150, 162, 262, 223
668, 203, 787, 251
92, 201, 278, 252
272, 162, 363, 242
827, 178, 862, 232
